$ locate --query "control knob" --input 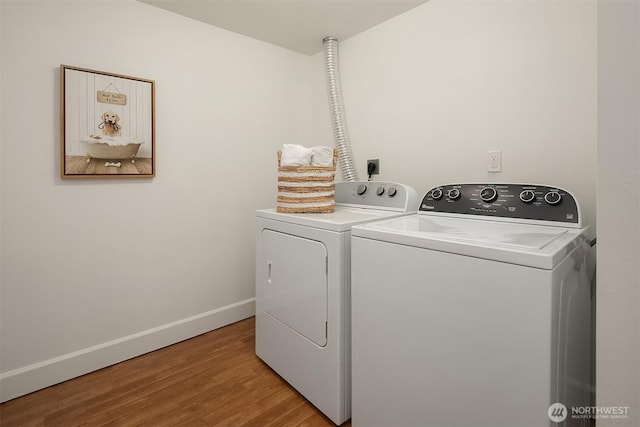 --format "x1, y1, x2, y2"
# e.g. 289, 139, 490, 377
376, 186, 385, 196
356, 184, 367, 195
544, 191, 562, 205
388, 187, 397, 197
447, 188, 461, 200
430, 188, 443, 200
519, 189, 536, 203
479, 186, 498, 203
